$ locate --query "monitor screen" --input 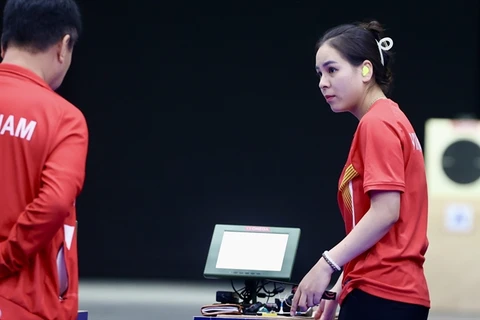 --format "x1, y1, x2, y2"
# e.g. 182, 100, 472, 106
204, 224, 301, 281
